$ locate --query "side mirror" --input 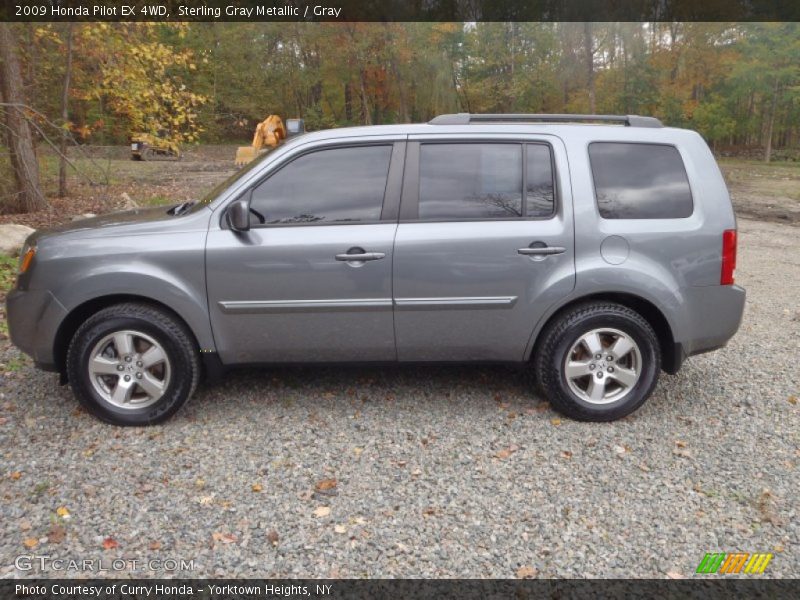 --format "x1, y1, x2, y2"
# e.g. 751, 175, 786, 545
226, 199, 250, 232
